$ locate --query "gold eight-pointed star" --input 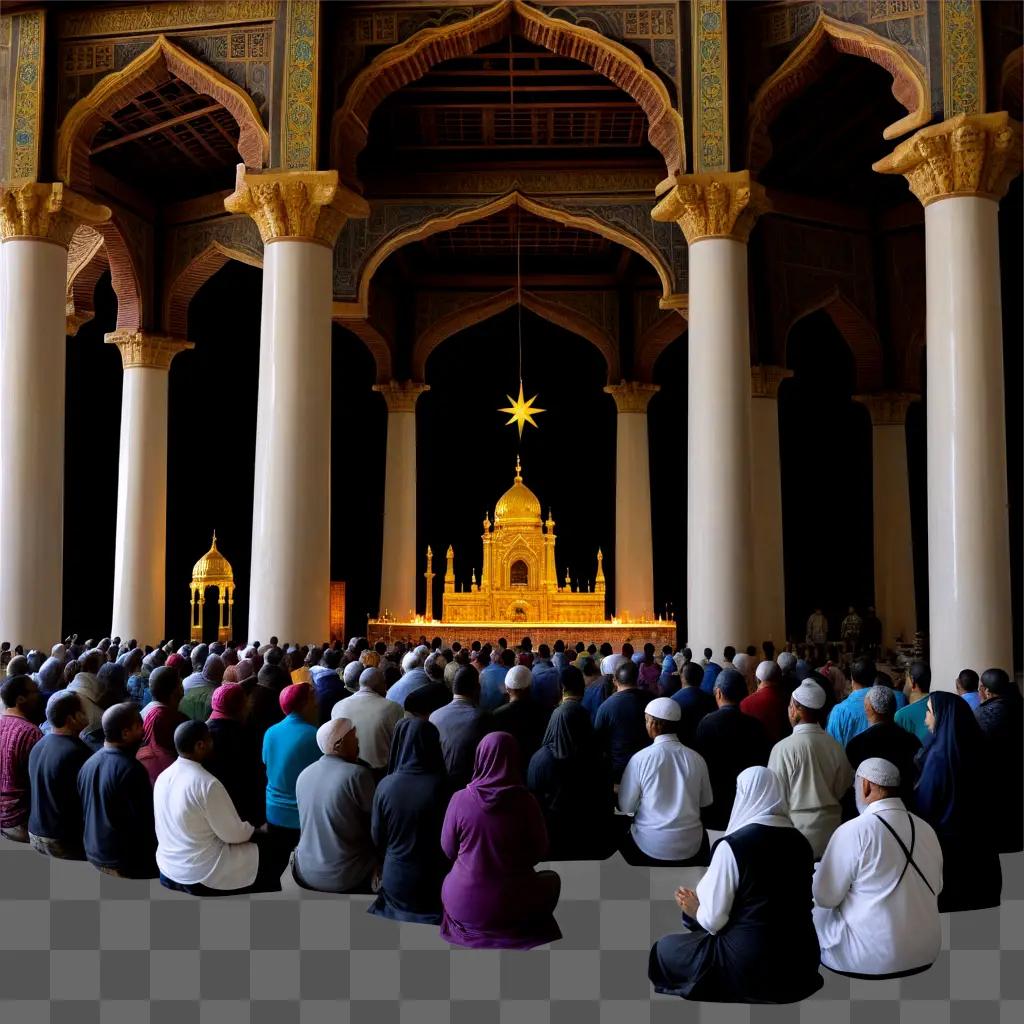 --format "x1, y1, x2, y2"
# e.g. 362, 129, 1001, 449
500, 382, 545, 438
